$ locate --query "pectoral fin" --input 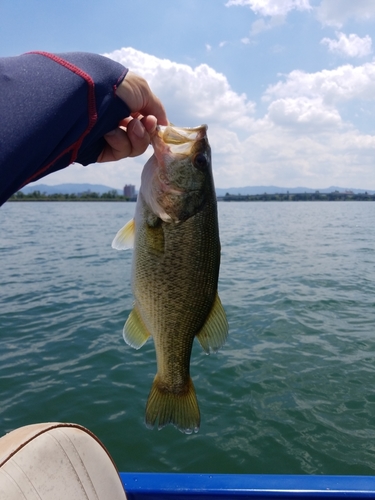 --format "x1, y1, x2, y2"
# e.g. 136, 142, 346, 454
196, 293, 228, 354
112, 219, 135, 250
123, 306, 151, 349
